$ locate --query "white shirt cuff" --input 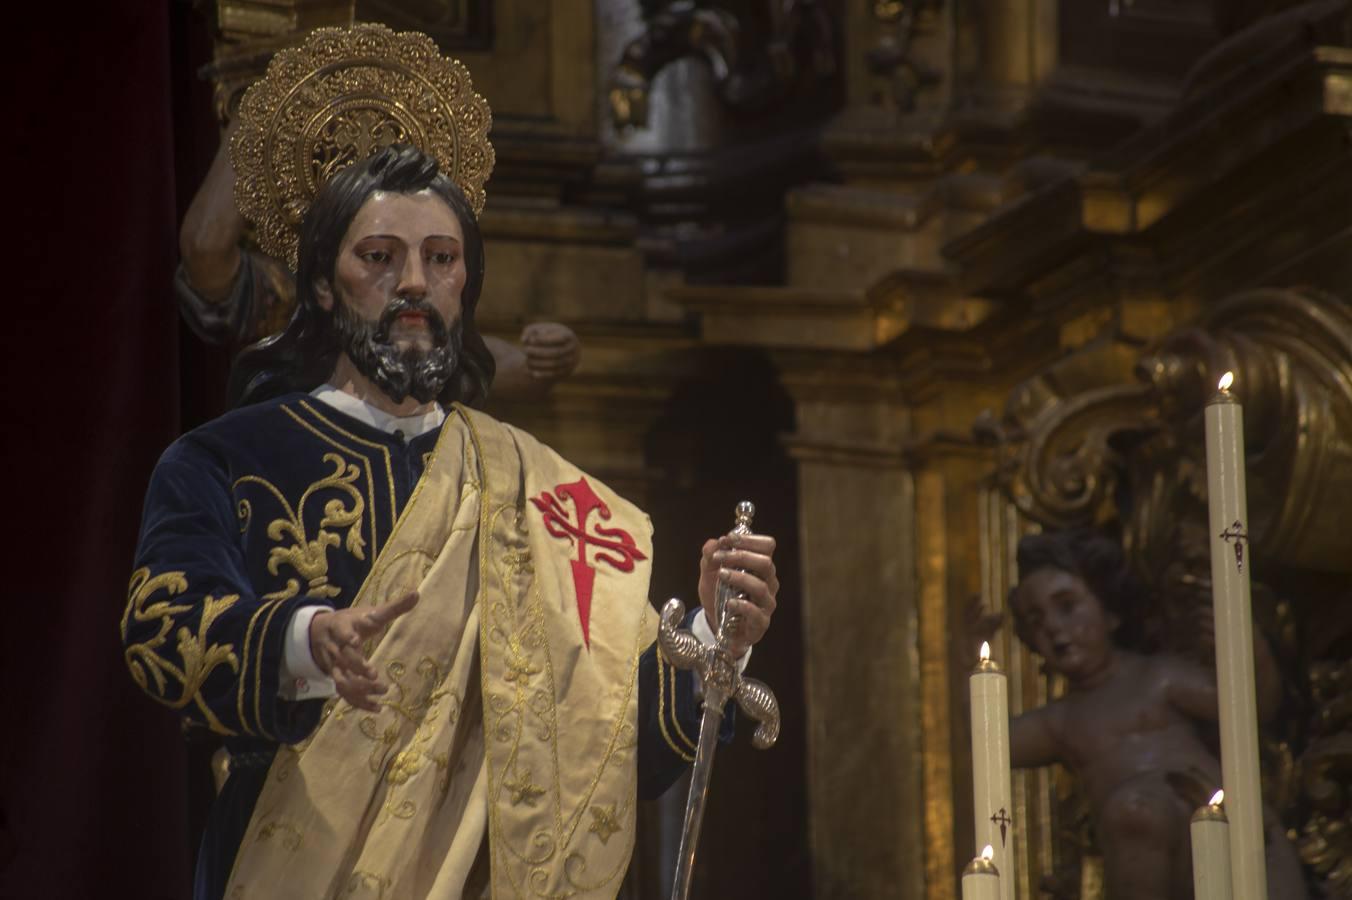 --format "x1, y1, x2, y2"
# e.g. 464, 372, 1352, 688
278, 606, 337, 701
